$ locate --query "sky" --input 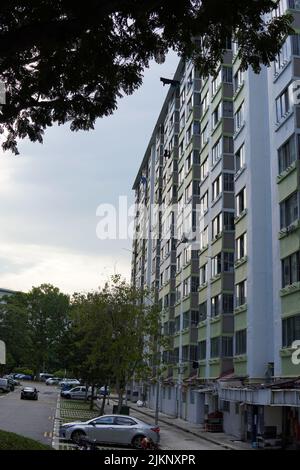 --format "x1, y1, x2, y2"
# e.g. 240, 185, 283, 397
0, 52, 179, 295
